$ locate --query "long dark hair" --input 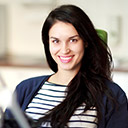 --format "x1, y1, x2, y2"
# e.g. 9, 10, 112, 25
40, 4, 116, 127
